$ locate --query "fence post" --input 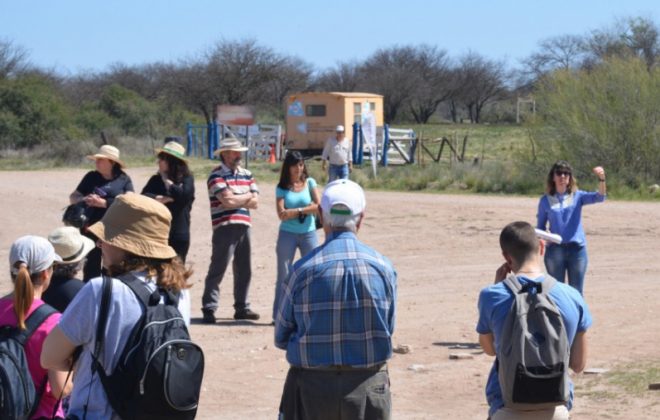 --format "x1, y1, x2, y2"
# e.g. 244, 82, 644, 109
382, 124, 390, 166
352, 123, 358, 164
186, 123, 193, 157
409, 129, 417, 164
